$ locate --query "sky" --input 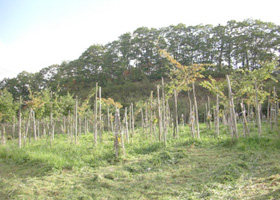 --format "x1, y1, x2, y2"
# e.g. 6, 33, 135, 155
0, 0, 280, 81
